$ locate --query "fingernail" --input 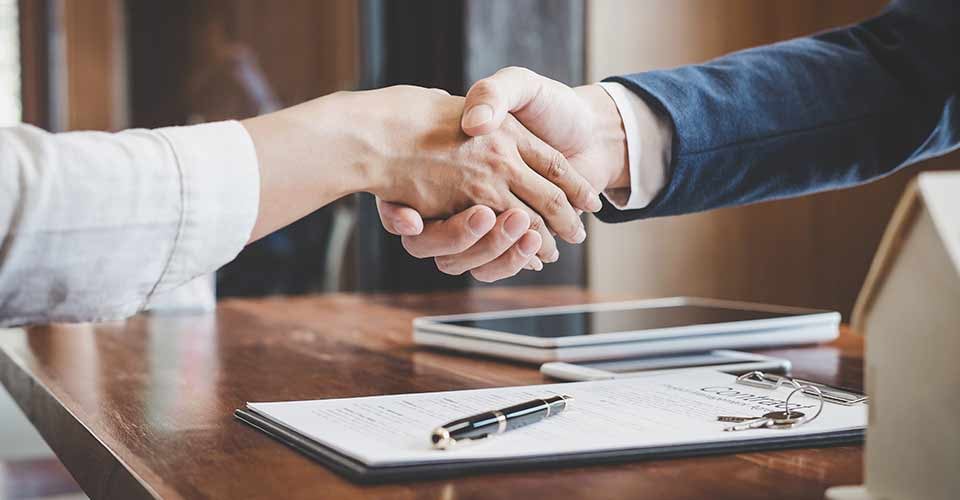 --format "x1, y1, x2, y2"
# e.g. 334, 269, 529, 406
462, 104, 493, 129
572, 225, 586, 244
518, 234, 540, 256
467, 209, 494, 236
586, 192, 603, 212
503, 212, 529, 239
530, 257, 544, 271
